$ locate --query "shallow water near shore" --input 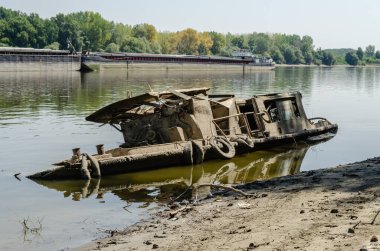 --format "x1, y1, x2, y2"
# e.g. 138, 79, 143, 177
1, 67, 380, 250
